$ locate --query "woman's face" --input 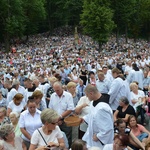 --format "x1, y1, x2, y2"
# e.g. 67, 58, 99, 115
27, 102, 37, 114
68, 86, 76, 94
5, 129, 15, 141
0, 109, 4, 117
131, 85, 138, 92
9, 114, 18, 124
47, 119, 59, 130
113, 138, 126, 150
14, 99, 22, 106
129, 117, 137, 127
34, 97, 42, 105
118, 122, 126, 134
